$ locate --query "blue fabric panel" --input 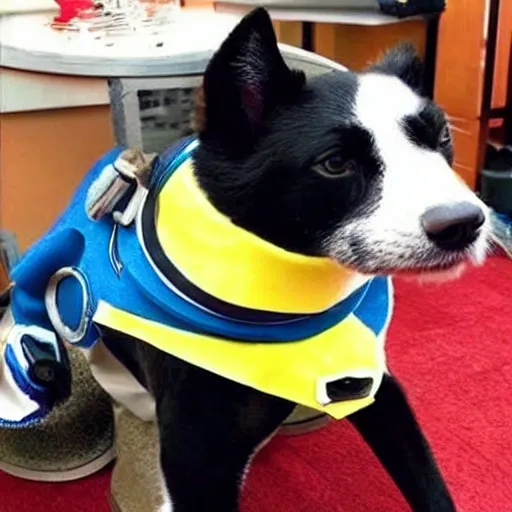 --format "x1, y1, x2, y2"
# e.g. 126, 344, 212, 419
353, 276, 391, 335
10, 147, 125, 334
56, 275, 84, 331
